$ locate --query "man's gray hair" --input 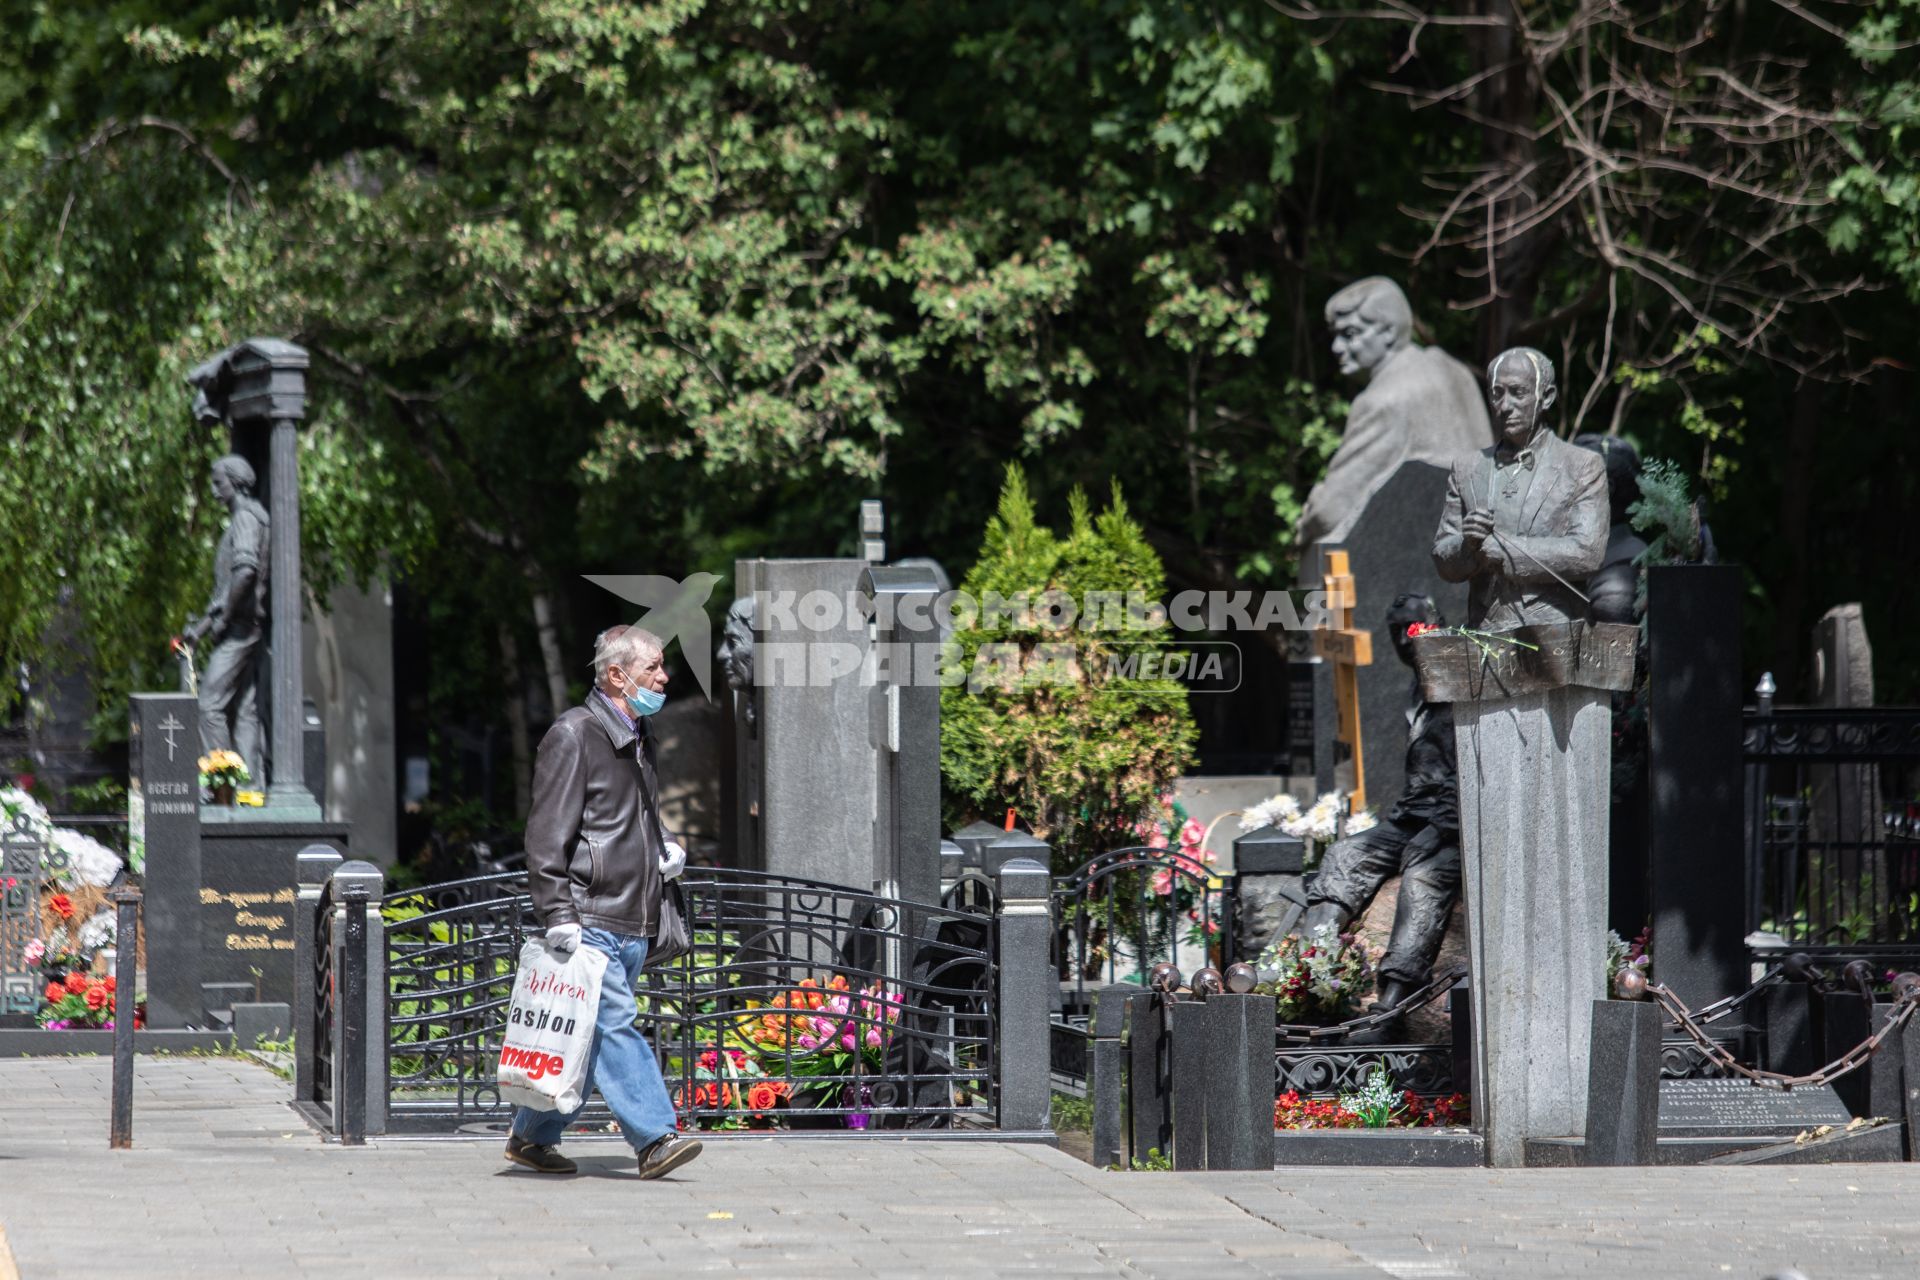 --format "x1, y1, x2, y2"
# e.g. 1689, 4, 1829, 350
1324, 276, 1413, 345
593, 624, 665, 685
212, 454, 256, 493
1486, 346, 1558, 398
